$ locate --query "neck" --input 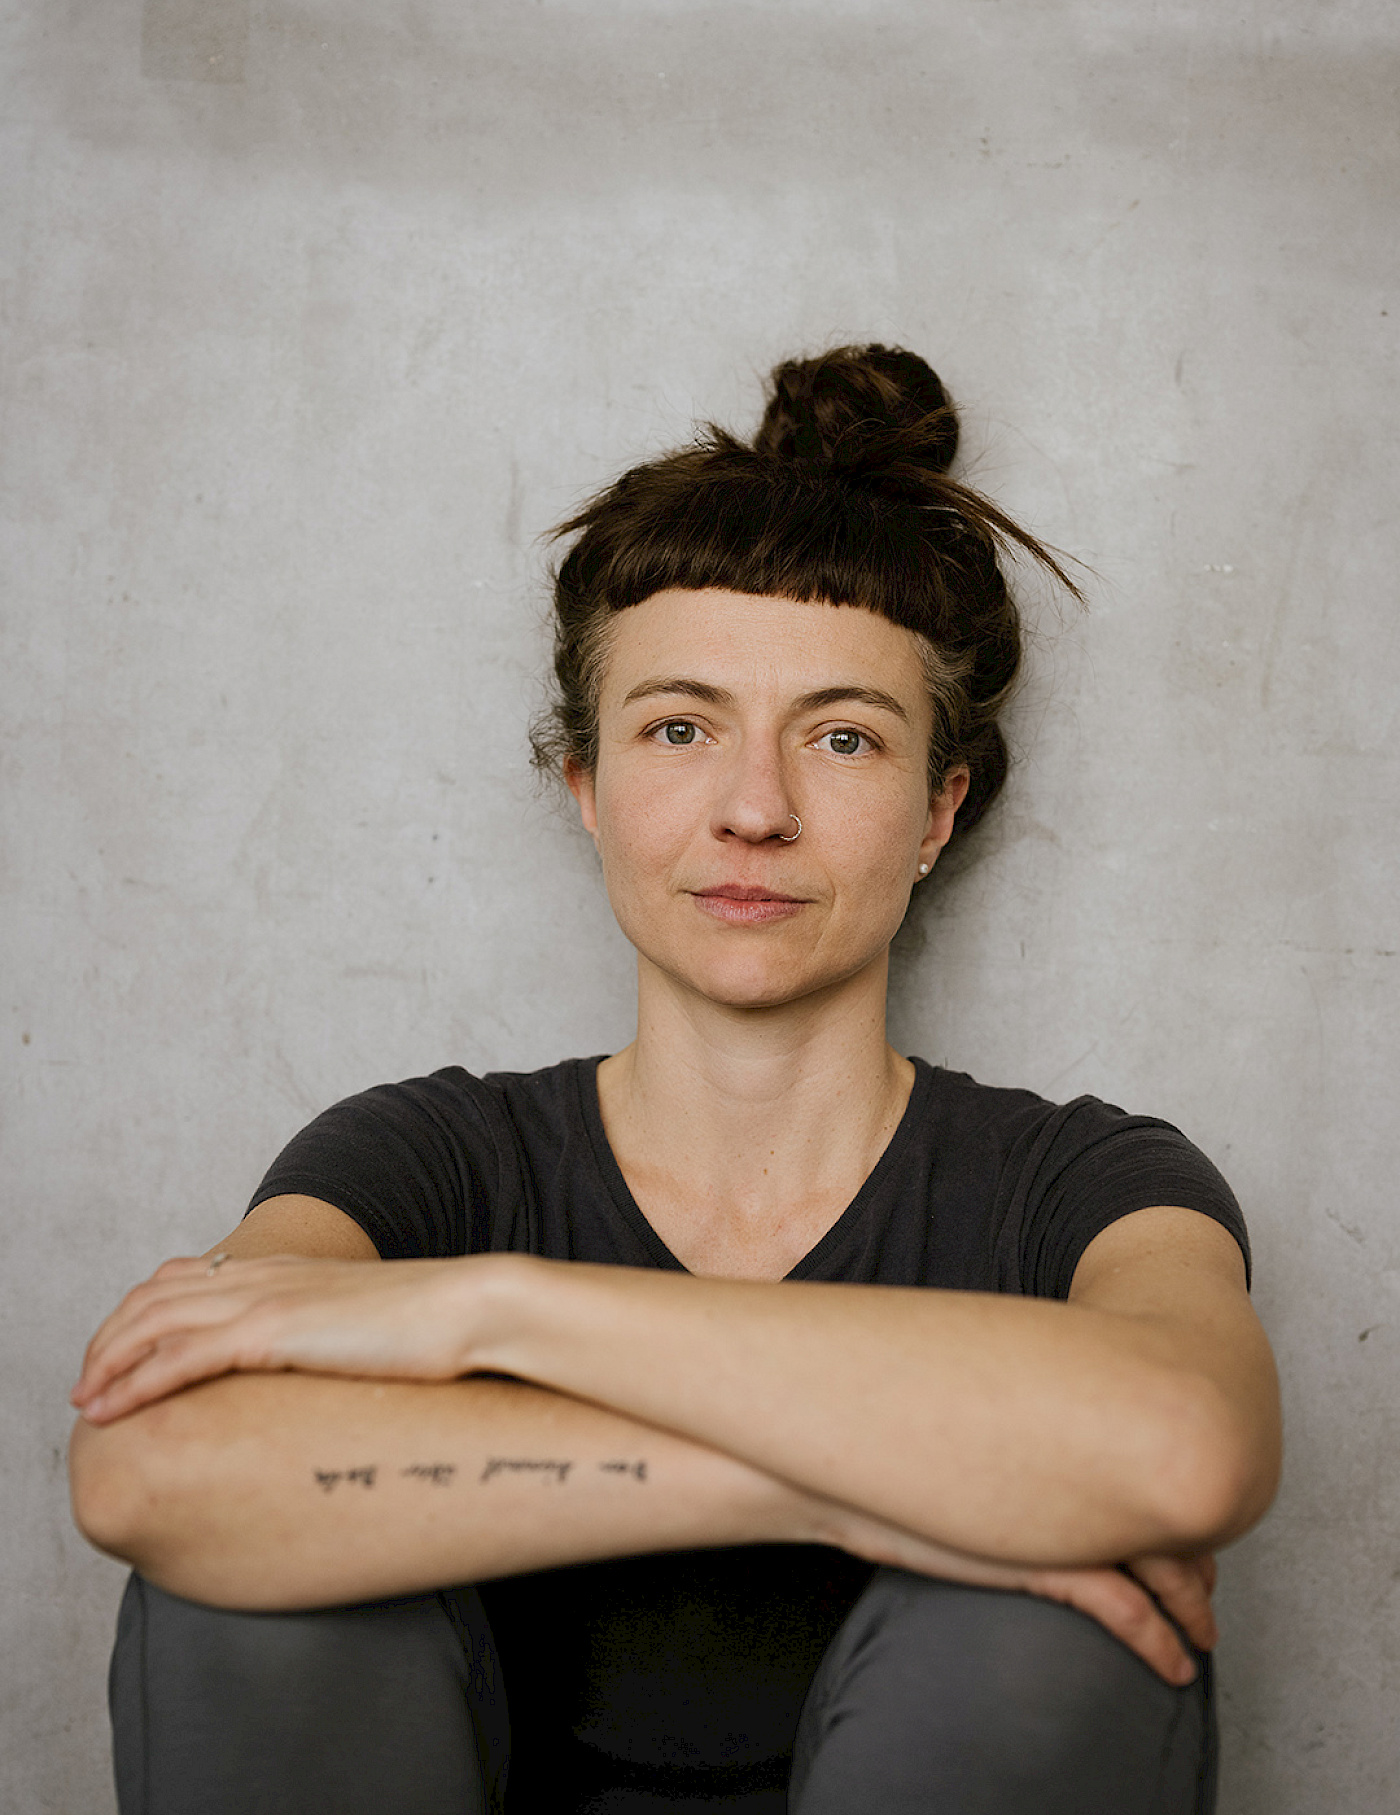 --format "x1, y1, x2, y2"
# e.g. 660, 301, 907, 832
597, 952, 914, 1238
